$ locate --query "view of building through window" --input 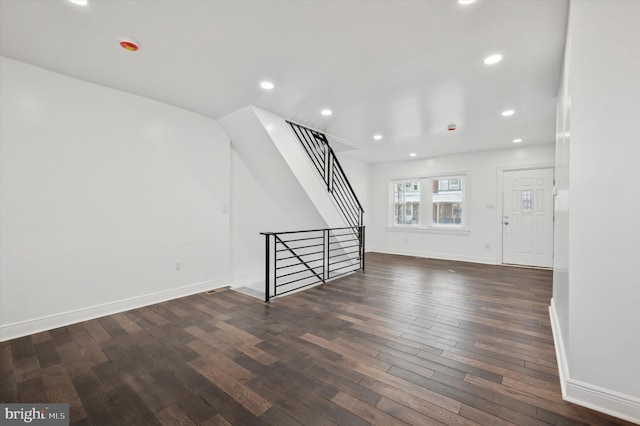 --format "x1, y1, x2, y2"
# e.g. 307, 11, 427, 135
393, 181, 420, 225
432, 177, 463, 224
392, 176, 465, 227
